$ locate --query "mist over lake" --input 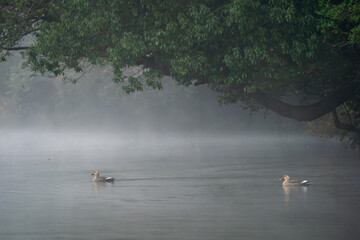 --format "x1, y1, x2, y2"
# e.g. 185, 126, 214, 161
1, 5, 360, 237
1, 59, 360, 239
1, 132, 359, 240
